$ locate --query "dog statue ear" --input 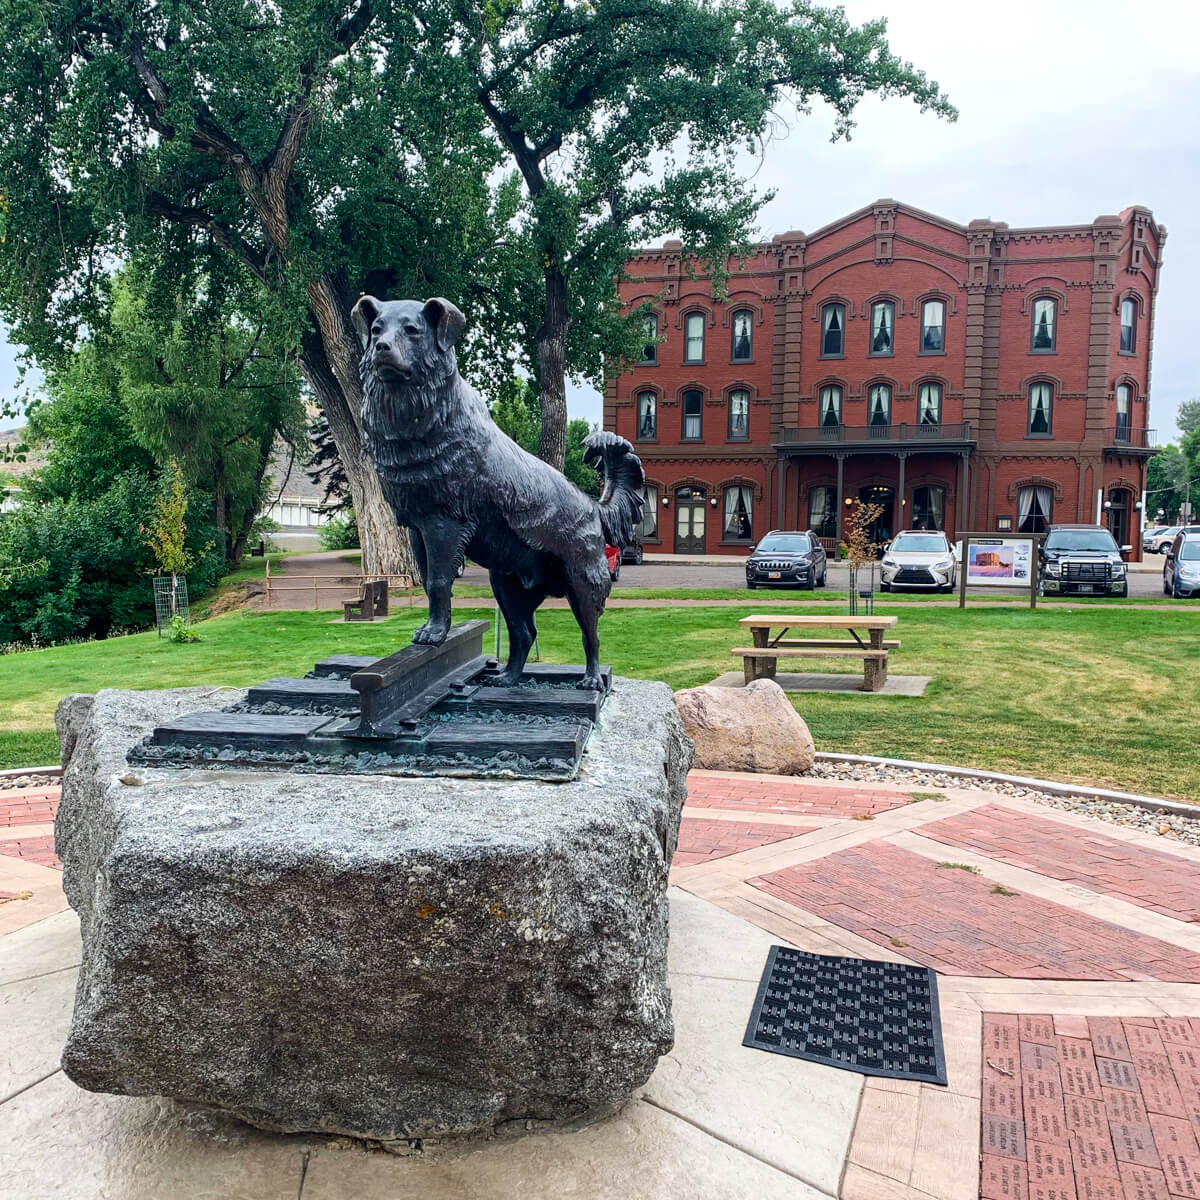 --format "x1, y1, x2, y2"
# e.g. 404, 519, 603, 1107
350, 295, 382, 348
422, 298, 466, 351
